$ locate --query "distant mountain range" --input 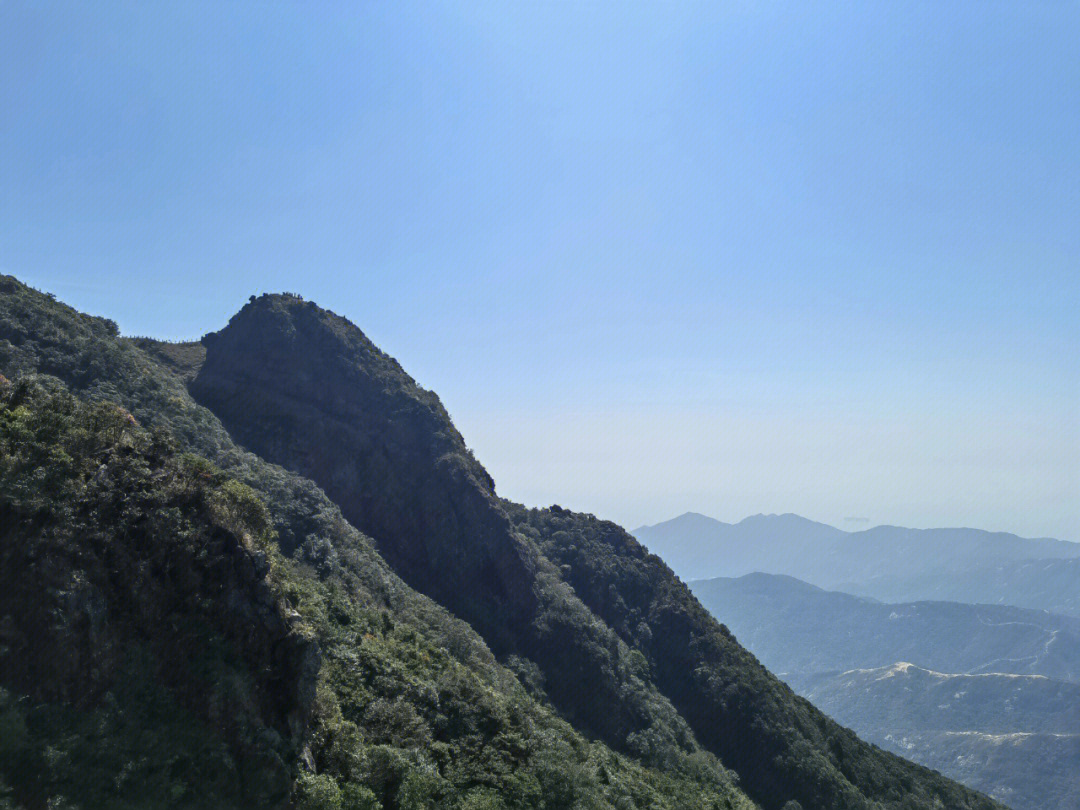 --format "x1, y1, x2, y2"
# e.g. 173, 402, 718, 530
690, 573, 1080, 683
802, 664, 1080, 810
691, 573, 1080, 810
802, 662, 1078, 737
634, 512, 1080, 615
839, 557, 1080, 618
